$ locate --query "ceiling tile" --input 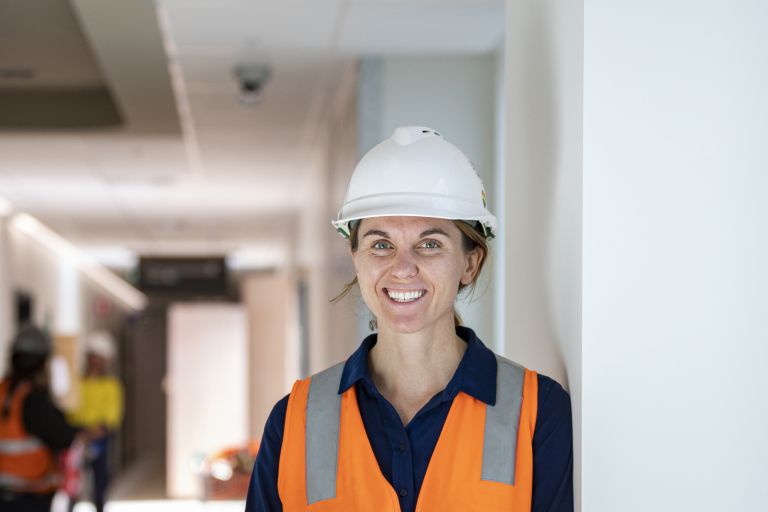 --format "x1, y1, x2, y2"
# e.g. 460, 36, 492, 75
337, 3, 504, 54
